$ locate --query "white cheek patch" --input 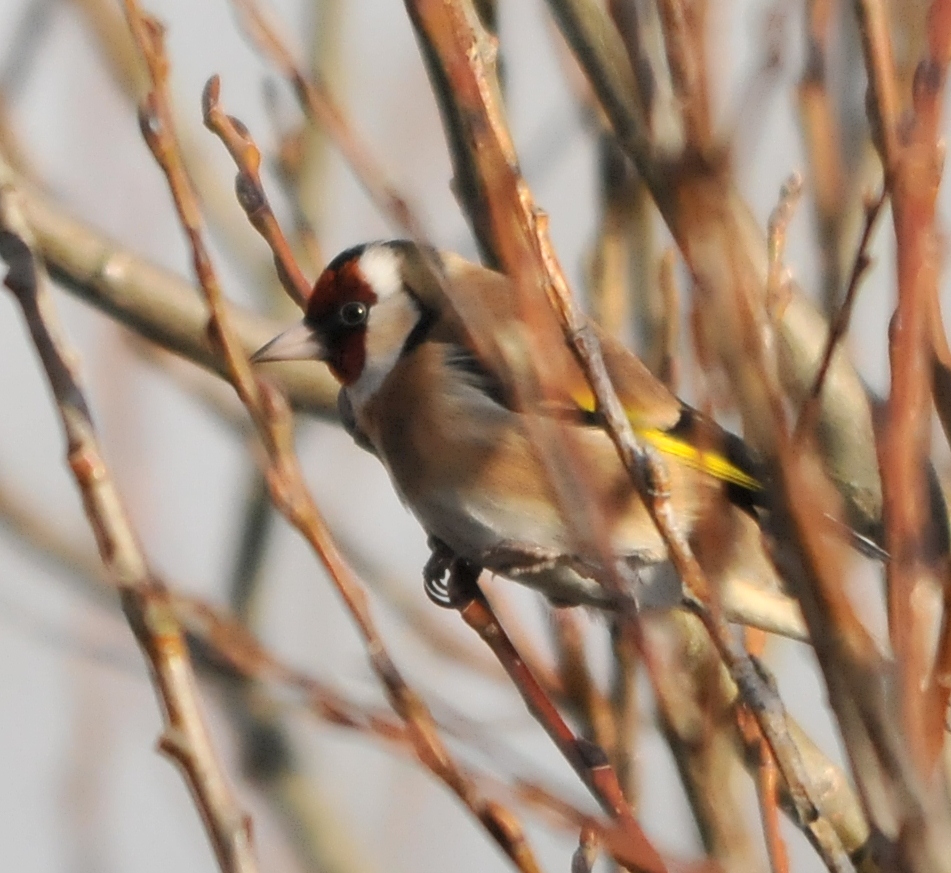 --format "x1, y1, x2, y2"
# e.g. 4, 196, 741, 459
347, 286, 421, 411
358, 245, 402, 300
